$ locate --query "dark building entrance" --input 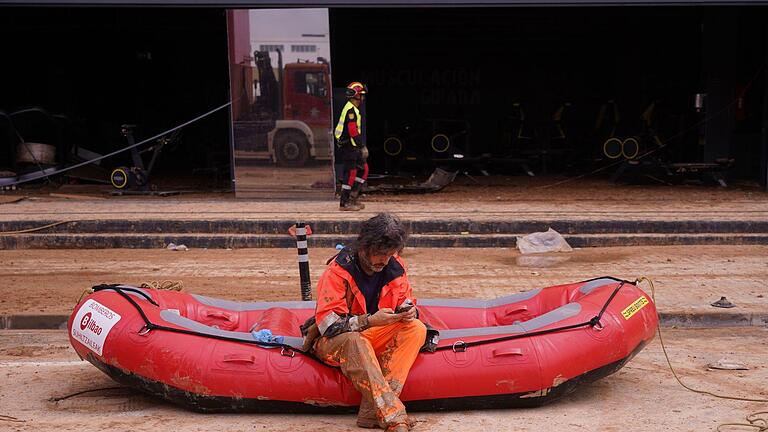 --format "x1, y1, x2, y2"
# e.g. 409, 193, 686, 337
330, 7, 768, 185
0, 8, 231, 189
0, 4, 766, 190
